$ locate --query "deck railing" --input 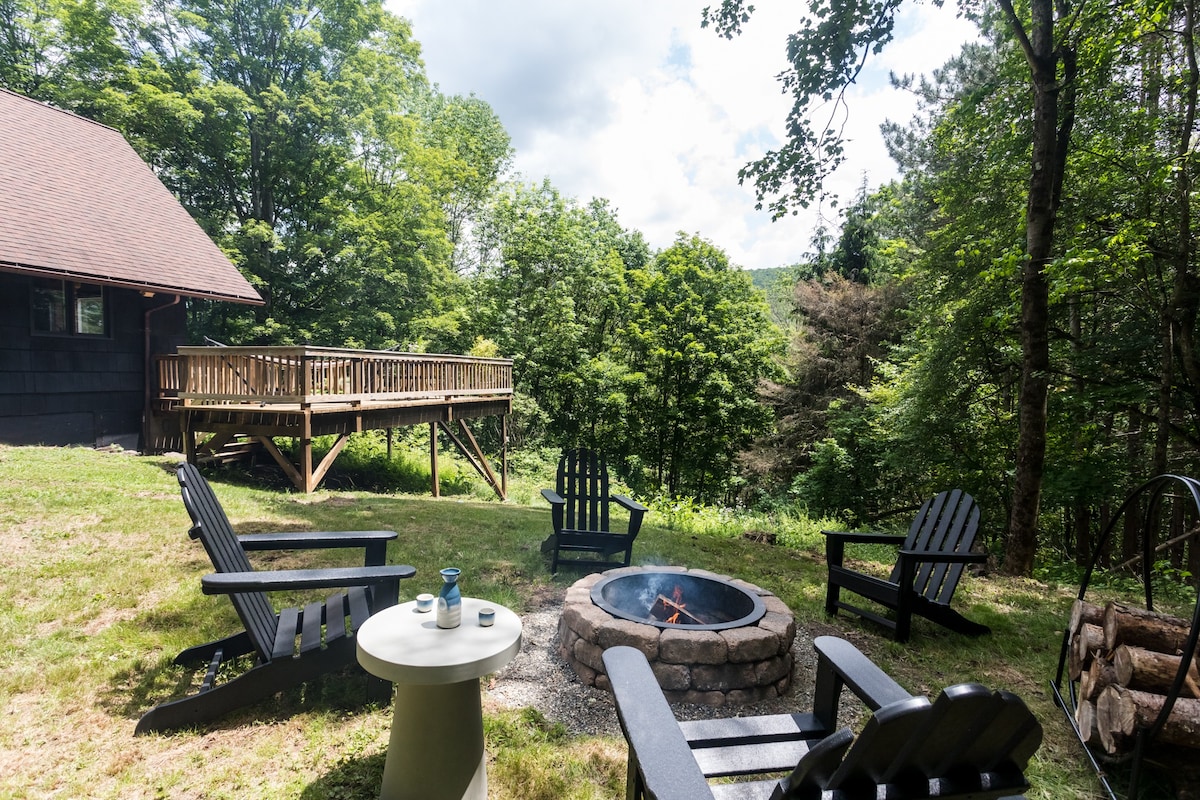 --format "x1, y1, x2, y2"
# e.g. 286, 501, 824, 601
158, 346, 513, 406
